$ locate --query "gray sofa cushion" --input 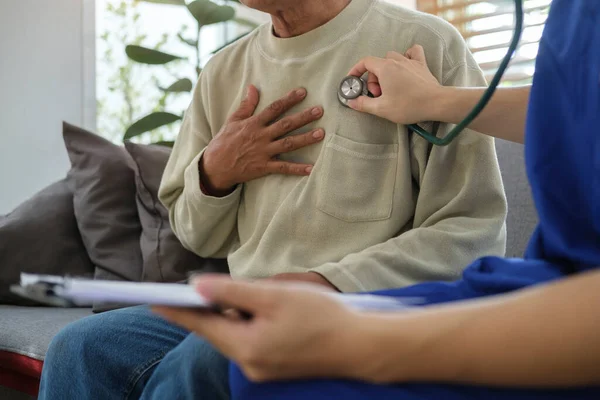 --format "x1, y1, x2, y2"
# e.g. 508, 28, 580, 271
0, 306, 92, 361
0, 180, 94, 305
495, 139, 538, 258
123, 142, 228, 283
63, 123, 144, 312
